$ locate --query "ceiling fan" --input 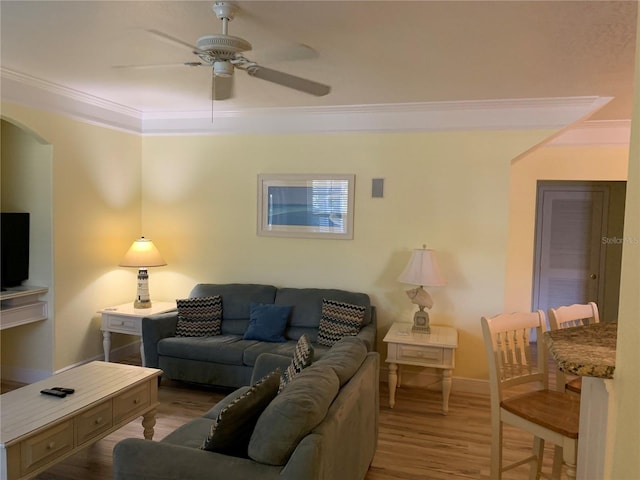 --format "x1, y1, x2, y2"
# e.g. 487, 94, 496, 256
133, 1, 331, 101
